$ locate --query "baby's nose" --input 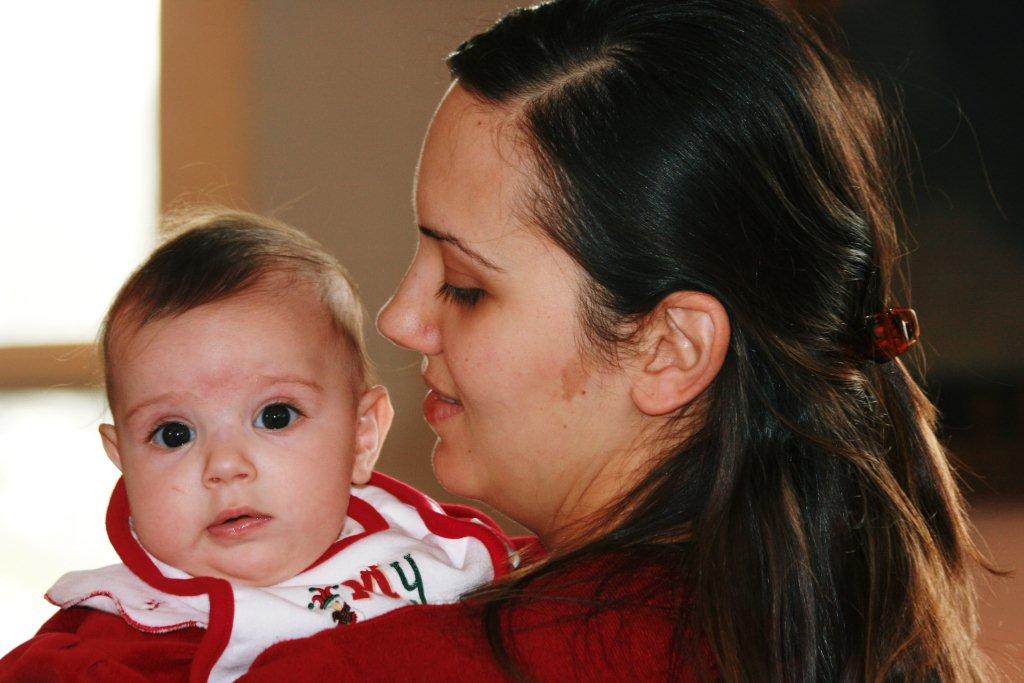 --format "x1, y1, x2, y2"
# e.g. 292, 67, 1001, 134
202, 442, 256, 487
